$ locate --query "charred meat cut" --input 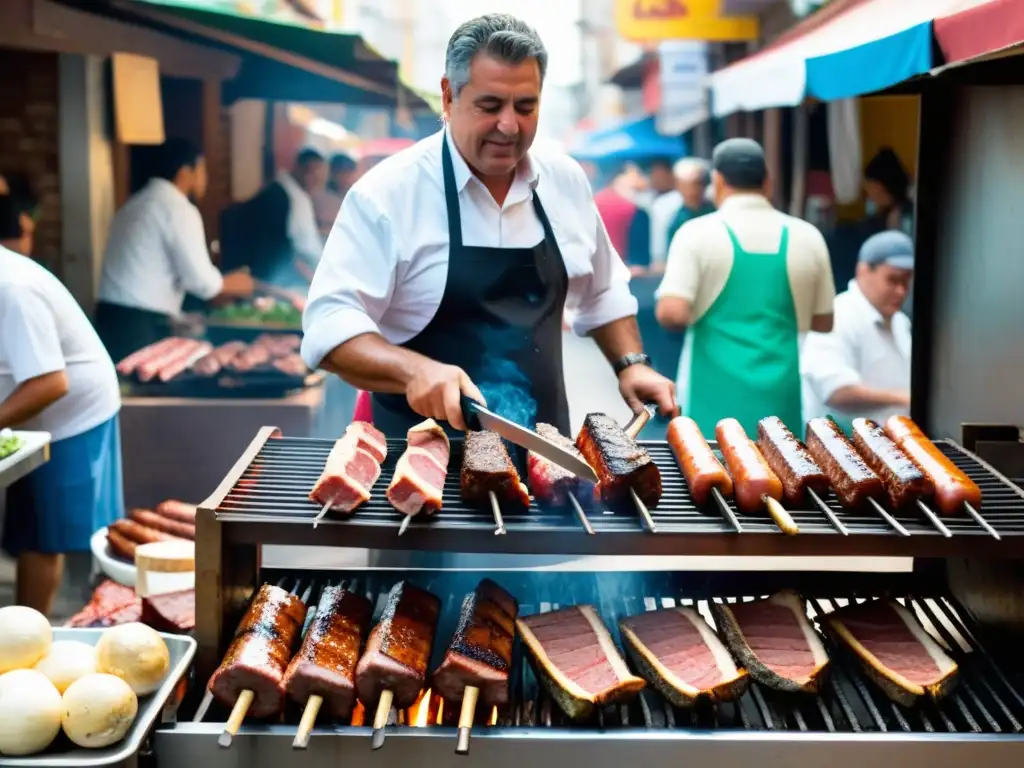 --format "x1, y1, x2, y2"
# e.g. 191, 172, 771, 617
284, 587, 373, 720
432, 579, 518, 706
354, 581, 442, 710
851, 418, 934, 510
208, 584, 307, 718
711, 590, 830, 694
821, 599, 958, 706
527, 423, 591, 506
141, 589, 195, 633
460, 431, 530, 508
388, 419, 450, 516
620, 607, 748, 708
756, 416, 830, 506
805, 417, 884, 509
575, 413, 661, 507
517, 605, 645, 721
